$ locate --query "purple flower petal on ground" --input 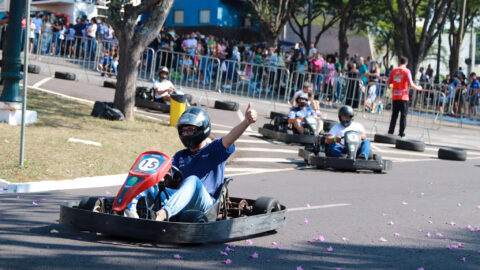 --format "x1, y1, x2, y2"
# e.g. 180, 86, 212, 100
394, 233, 400, 237
105, 191, 111, 195
428, 220, 433, 224
228, 244, 236, 248
222, 259, 232, 265
382, 213, 387, 217
39, 198, 46, 201
402, 201, 408, 205
276, 245, 282, 250
272, 242, 278, 246
4, 139, 9, 143
336, 268, 342, 270
458, 243, 464, 248
173, 254, 182, 259
418, 268, 425, 270
444, 238, 450, 242
225, 246, 234, 252
426, 232, 431, 238
220, 251, 228, 256
457, 203, 462, 207
450, 221, 457, 226
379, 237, 387, 242
308, 239, 315, 243
477, 205, 480, 209
327, 246, 333, 252
304, 218, 309, 225
306, 203, 311, 208
460, 257, 466, 262
436, 233, 443, 237
418, 229, 423, 232
246, 239, 253, 245
66, 169, 71, 174
412, 209, 417, 212
296, 266, 303, 270
317, 236, 325, 242
466, 225, 474, 231
250, 252, 258, 259
388, 221, 394, 225
32, 201, 38, 206
341, 237, 349, 242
